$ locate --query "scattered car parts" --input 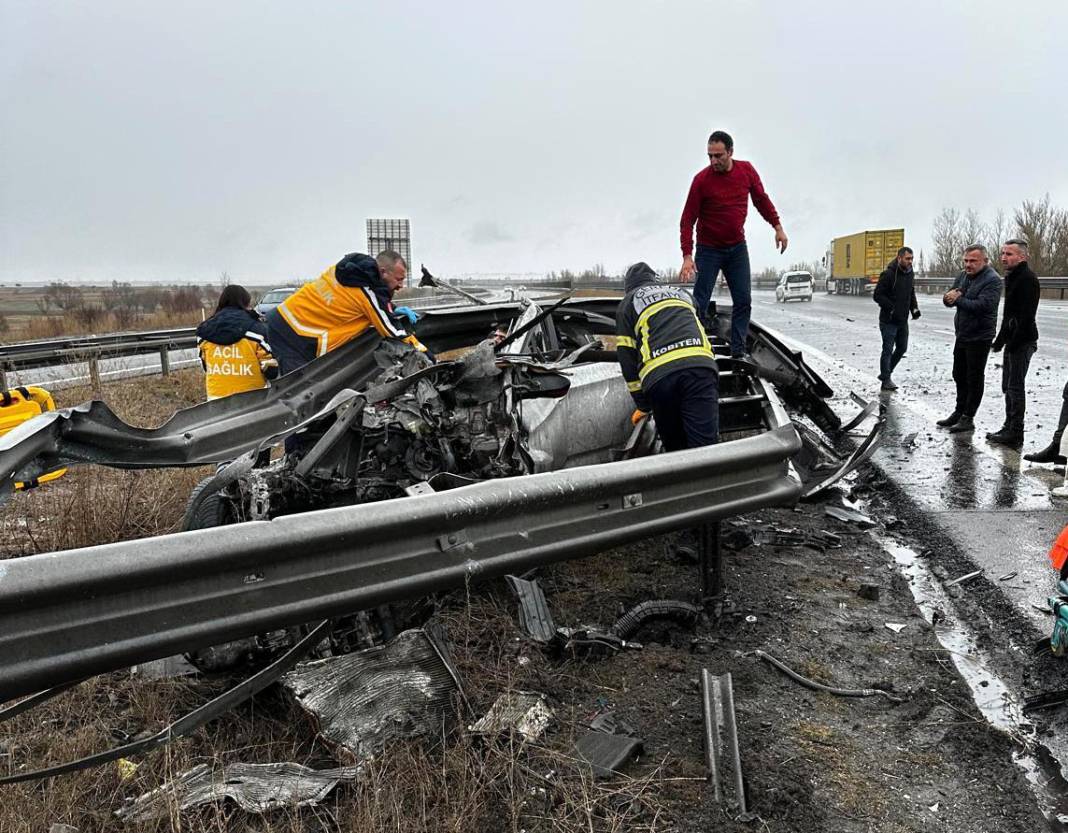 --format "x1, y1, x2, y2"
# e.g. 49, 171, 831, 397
281, 628, 464, 763
469, 691, 554, 741
116, 761, 362, 822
